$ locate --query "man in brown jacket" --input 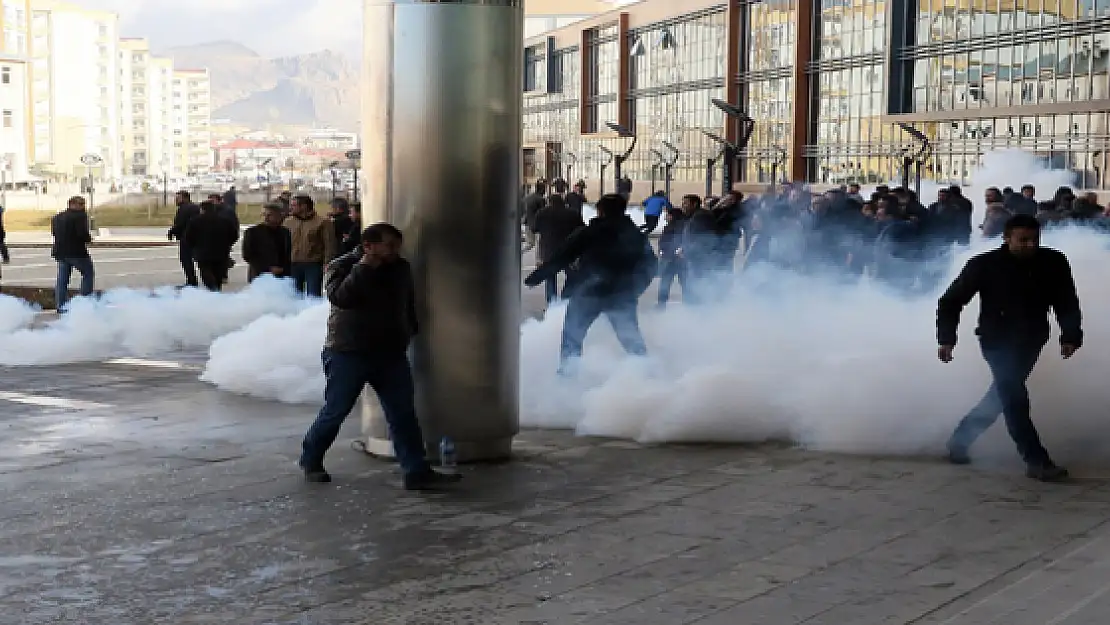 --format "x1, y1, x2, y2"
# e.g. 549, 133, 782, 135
284, 195, 337, 296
